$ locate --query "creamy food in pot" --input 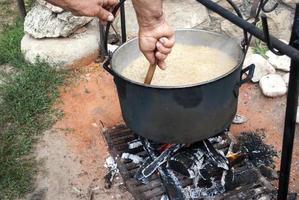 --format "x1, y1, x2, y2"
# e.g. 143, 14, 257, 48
121, 44, 237, 86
